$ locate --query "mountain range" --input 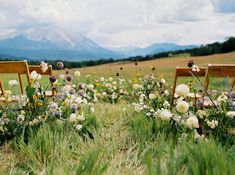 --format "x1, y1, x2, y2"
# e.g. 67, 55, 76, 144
0, 27, 197, 60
